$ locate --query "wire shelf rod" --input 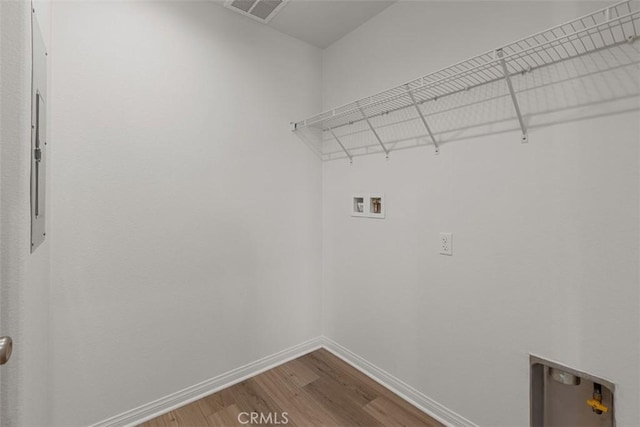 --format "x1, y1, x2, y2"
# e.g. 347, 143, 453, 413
329, 128, 353, 163
297, 7, 638, 131
293, 0, 639, 161
357, 104, 390, 157
405, 85, 439, 154
497, 49, 528, 142
319, 34, 636, 135
323, 51, 639, 148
